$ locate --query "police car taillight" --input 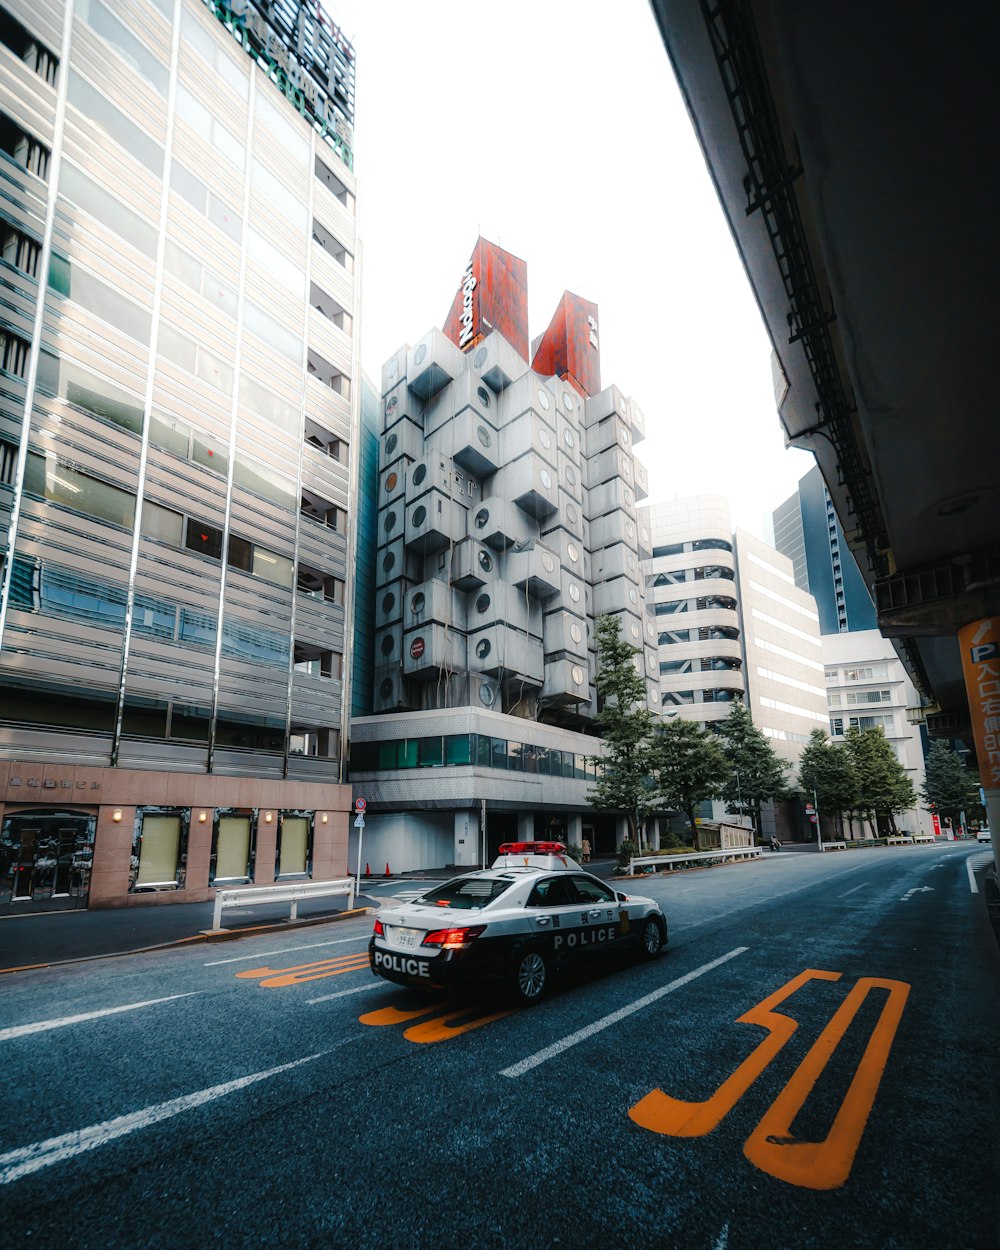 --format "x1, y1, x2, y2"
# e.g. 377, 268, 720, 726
422, 925, 486, 949
373, 918, 385, 936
